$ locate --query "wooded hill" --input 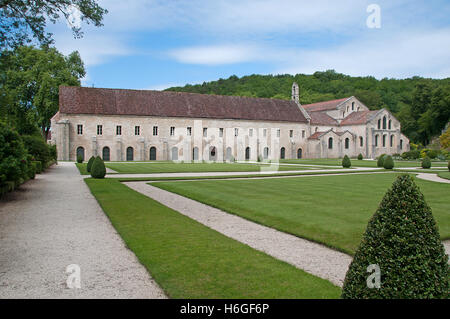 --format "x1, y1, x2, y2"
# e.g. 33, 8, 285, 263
166, 70, 450, 145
